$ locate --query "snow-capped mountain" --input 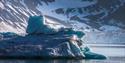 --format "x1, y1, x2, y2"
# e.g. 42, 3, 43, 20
0, 0, 125, 44
53, 0, 125, 30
